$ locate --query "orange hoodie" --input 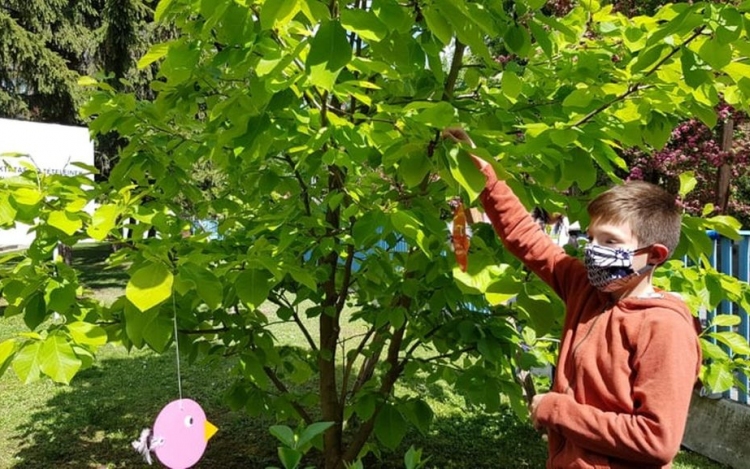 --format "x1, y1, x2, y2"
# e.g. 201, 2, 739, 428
479, 169, 702, 469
